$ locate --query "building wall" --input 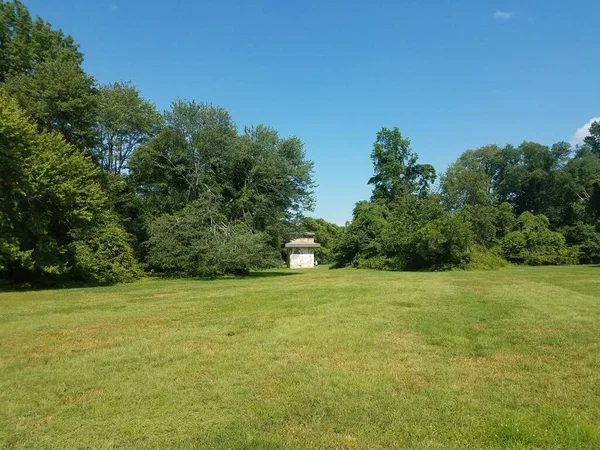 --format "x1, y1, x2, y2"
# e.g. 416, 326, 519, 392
288, 248, 315, 268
